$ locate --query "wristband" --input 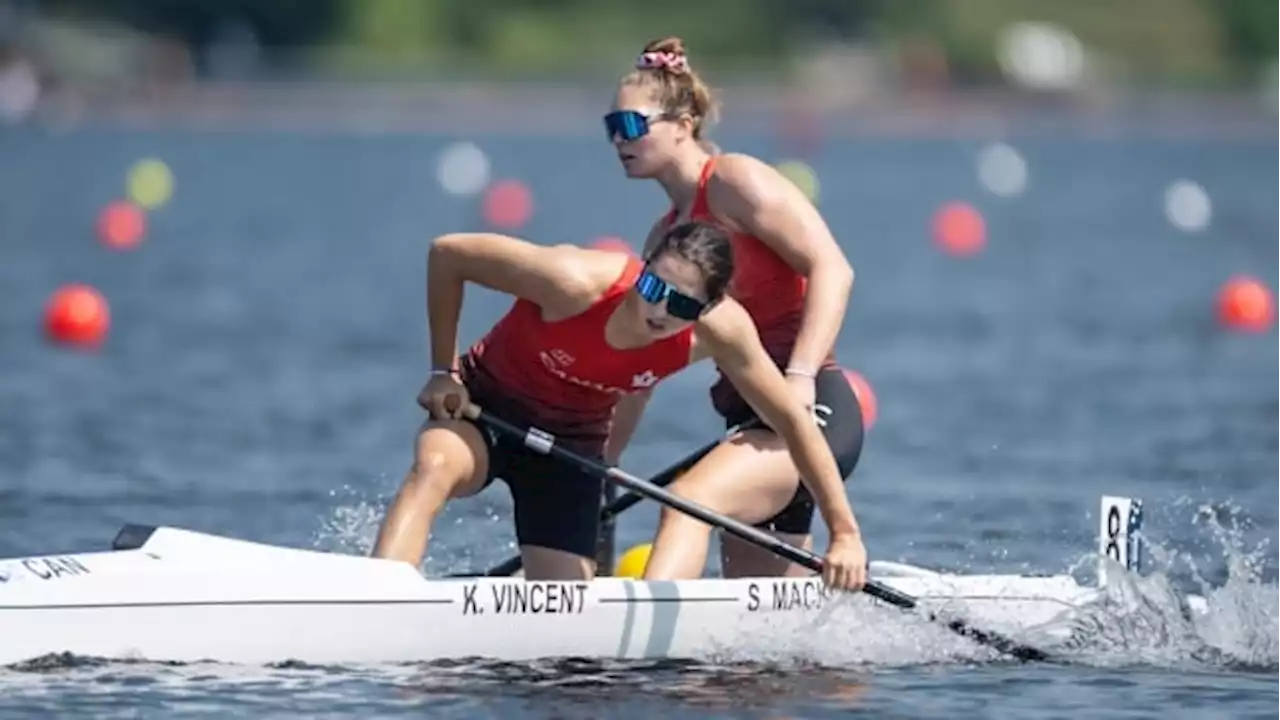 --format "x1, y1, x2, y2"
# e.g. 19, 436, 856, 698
784, 367, 816, 378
